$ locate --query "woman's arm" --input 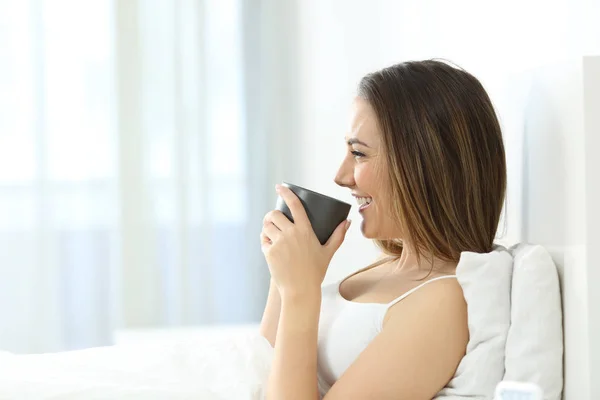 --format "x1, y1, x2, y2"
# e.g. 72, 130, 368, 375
266, 290, 321, 400
260, 185, 350, 400
260, 279, 281, 347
